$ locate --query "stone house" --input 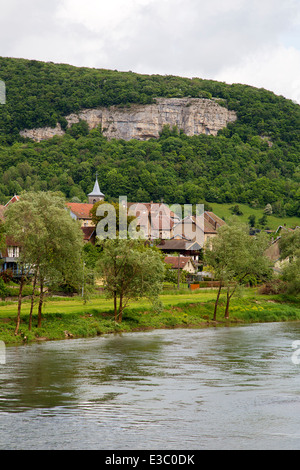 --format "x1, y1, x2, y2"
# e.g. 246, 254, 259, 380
172, 211, 225, 246
164, 256, 197, 274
